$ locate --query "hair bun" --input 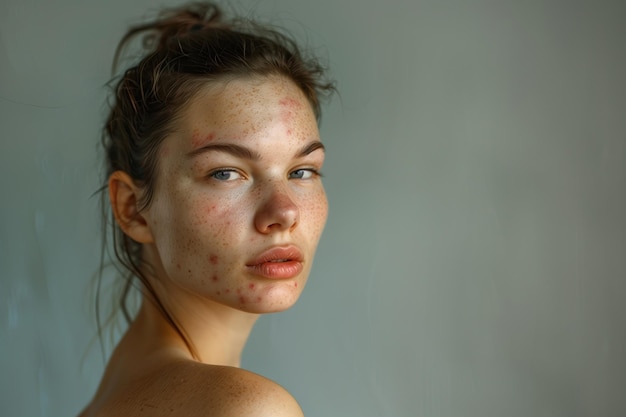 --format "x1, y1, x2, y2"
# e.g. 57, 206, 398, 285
115, 2, 225, 65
